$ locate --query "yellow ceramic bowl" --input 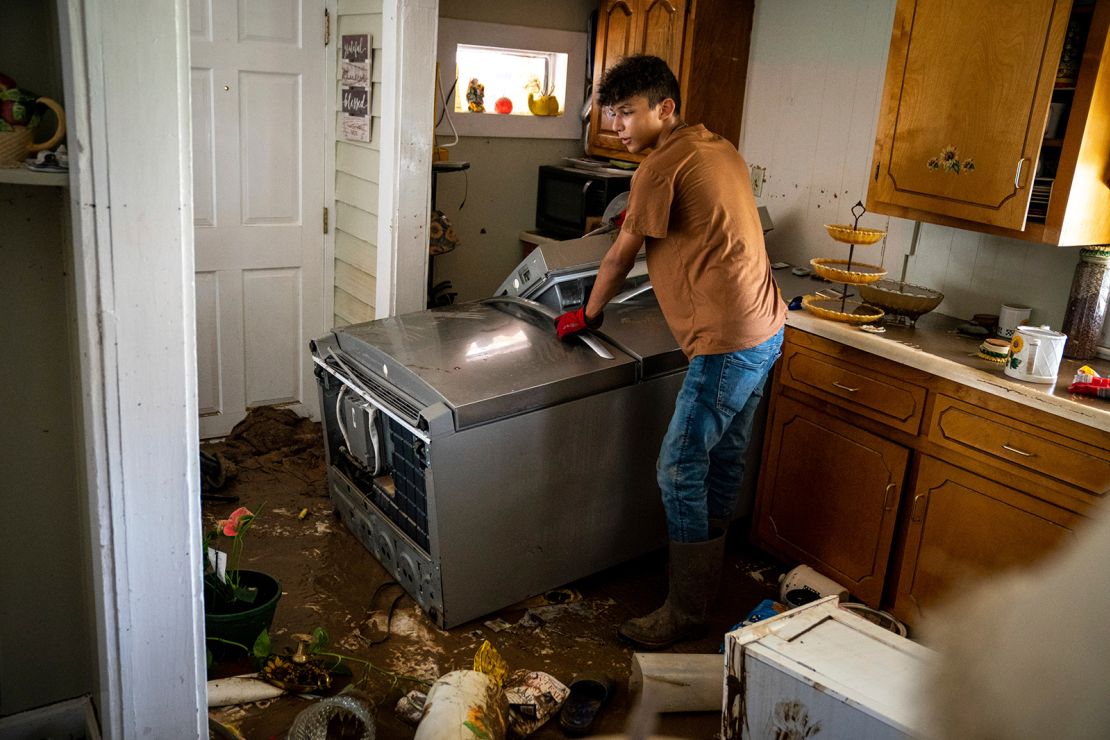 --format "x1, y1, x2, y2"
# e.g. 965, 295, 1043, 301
801, 294, 885, 324
810, 258, 887, 285
824, 223, 887, 245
